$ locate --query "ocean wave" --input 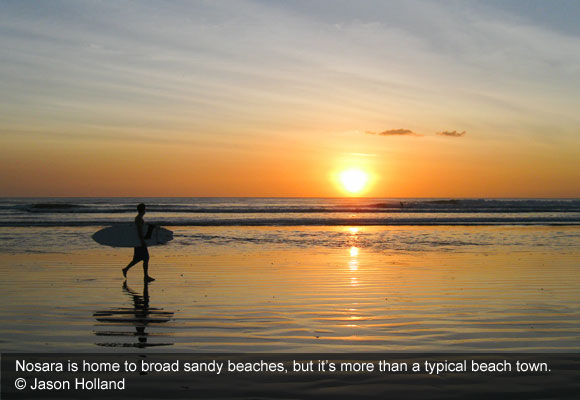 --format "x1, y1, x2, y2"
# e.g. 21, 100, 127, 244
1, 216, 580, 227
7, 198, 580, 214
1, 198, 579, 226
30, 203, 85, 209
